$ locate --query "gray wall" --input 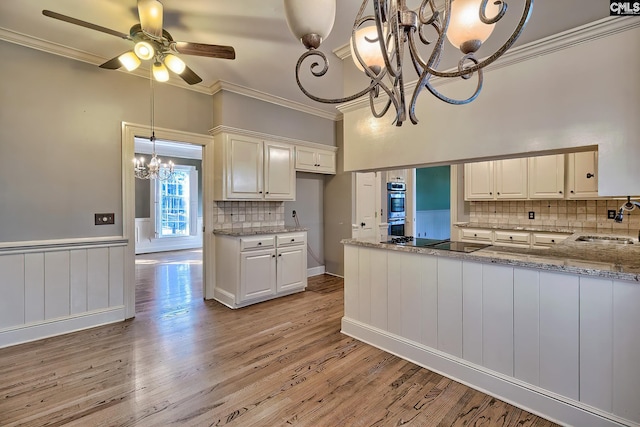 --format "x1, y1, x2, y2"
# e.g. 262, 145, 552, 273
323, 120, 352, 276
0, 40, 212, 243
284, 172, 324, 269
